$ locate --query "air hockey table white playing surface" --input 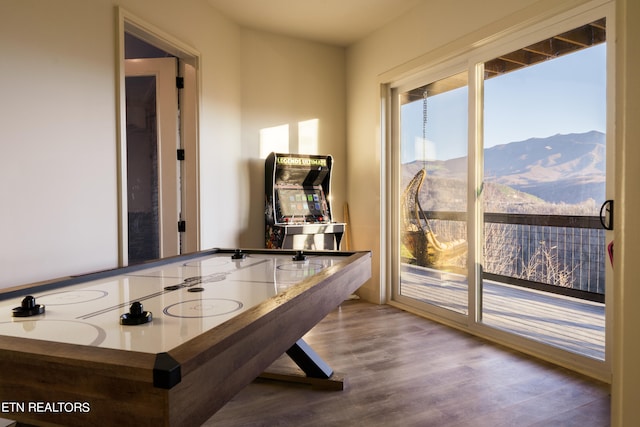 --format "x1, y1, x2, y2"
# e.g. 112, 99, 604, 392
0, 249, 350, 354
